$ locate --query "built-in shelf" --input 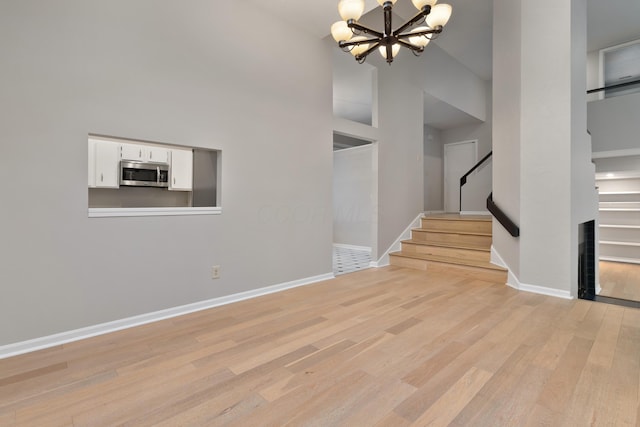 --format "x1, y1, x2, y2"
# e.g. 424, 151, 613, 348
89, 207, 222, 218
599, 191, 640, 195
595, 171, 640, 180
600, 240, 640, 247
